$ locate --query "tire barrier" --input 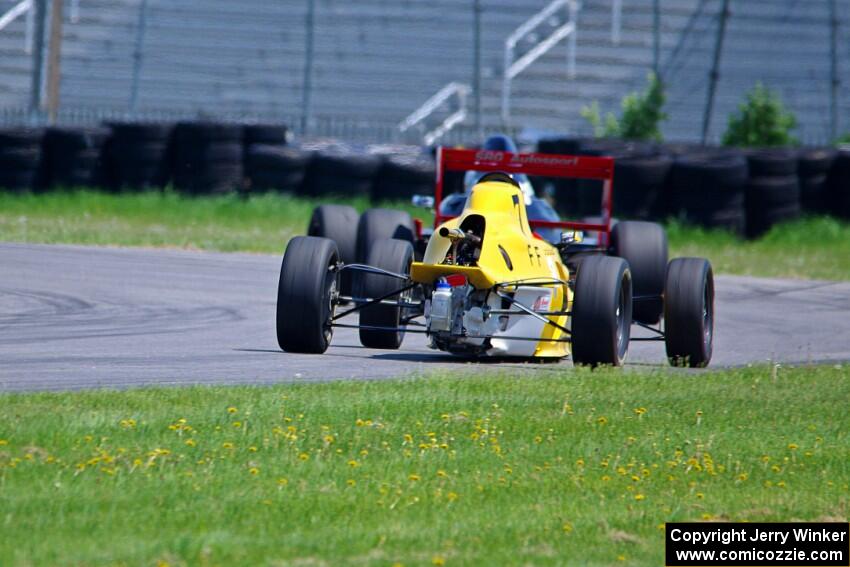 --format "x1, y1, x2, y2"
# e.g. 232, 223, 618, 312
669, 150, 748, 234
577, 139, 662, 220
535, 137, 583, 216
104, 122, 171, 191
370, 145, 435, 202
244, 144, 310, 194
41, 127, 109, 189
303, 142, 382, 198
243, 124, 290, 148
0, 128, 44, 192
797, 148, 837, 213
744, 149, 800, 238
828, 149, 850, 219
169, 122, 244, 195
